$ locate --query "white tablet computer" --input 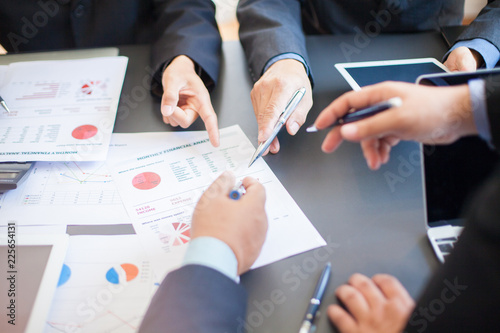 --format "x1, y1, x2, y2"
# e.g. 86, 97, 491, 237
335, 58, 449, 90
0, 232, 68, 333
